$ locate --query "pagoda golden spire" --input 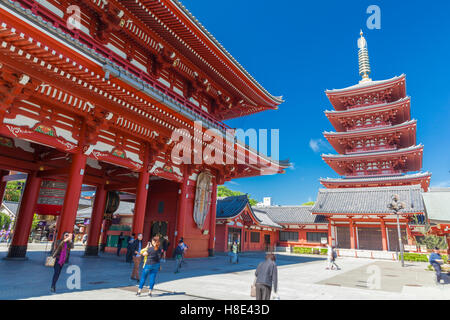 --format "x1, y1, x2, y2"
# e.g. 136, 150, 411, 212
357, 30, 372, 83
